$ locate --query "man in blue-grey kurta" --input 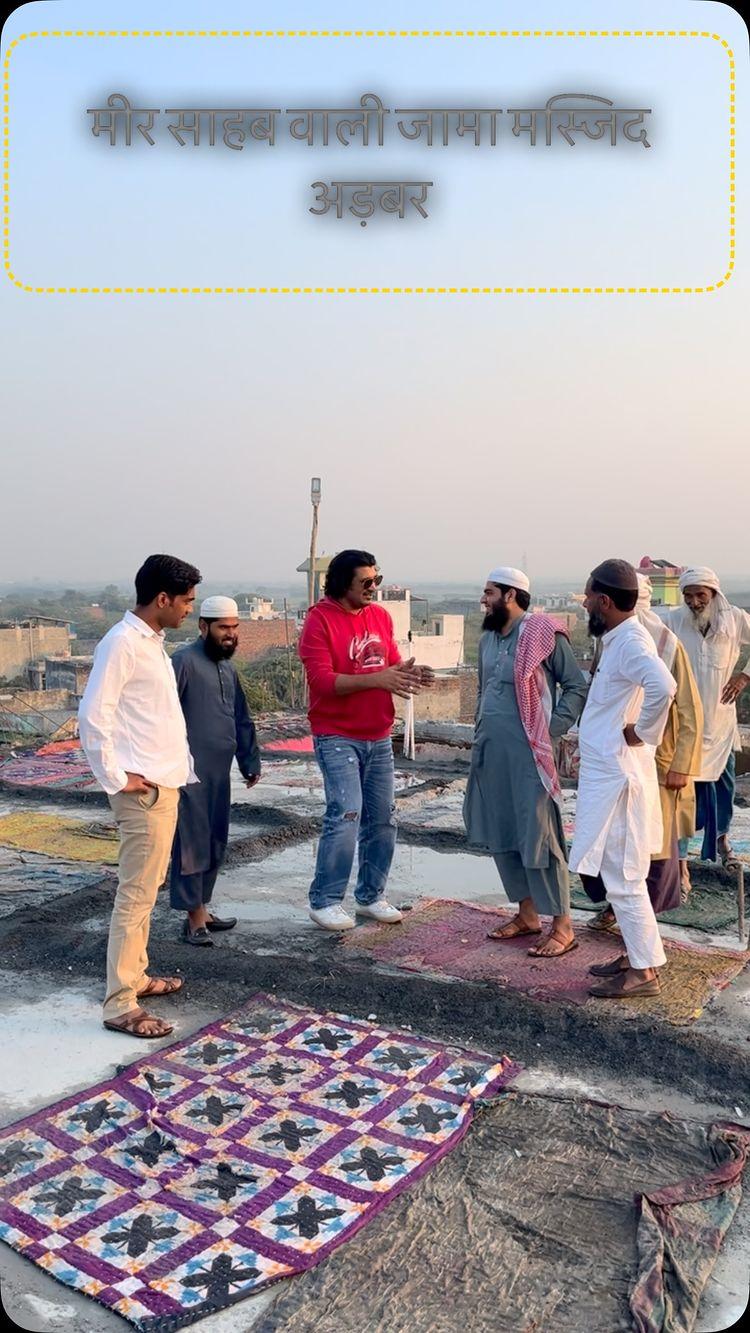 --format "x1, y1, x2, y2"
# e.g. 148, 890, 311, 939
464, 567, 587, 958
170, 596, 260, 946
